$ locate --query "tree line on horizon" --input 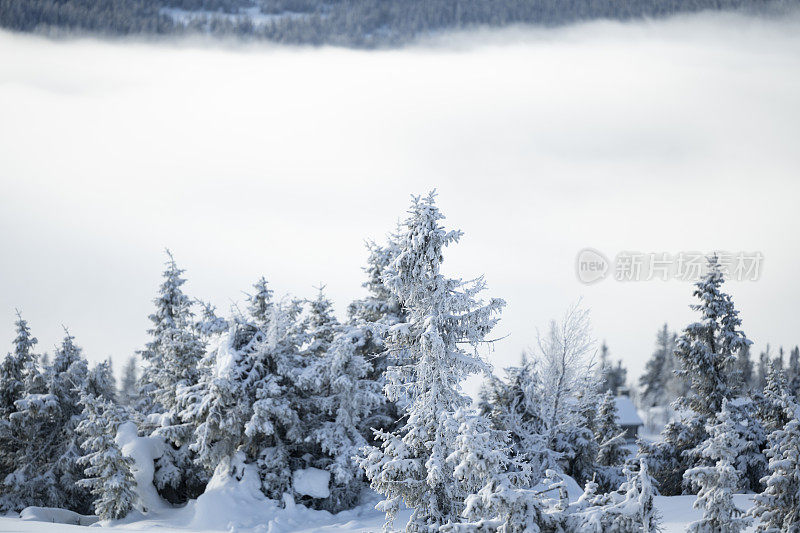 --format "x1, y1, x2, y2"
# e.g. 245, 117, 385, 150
0, 0, 792, 47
